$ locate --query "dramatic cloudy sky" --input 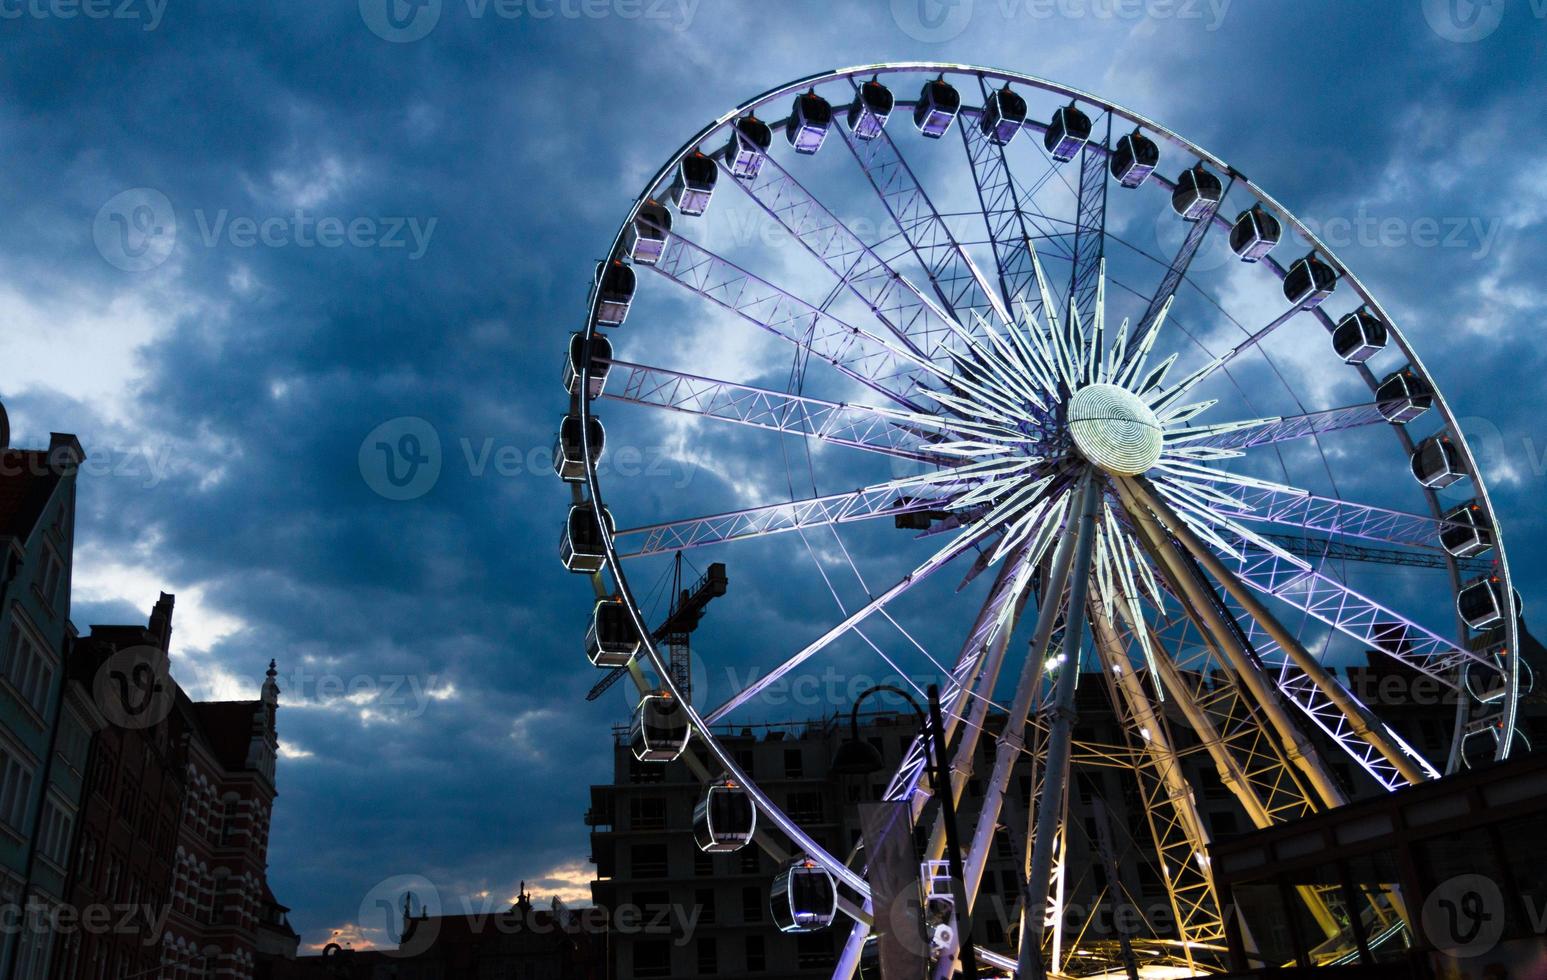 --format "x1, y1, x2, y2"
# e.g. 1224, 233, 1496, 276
2, 0, 1544, 952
